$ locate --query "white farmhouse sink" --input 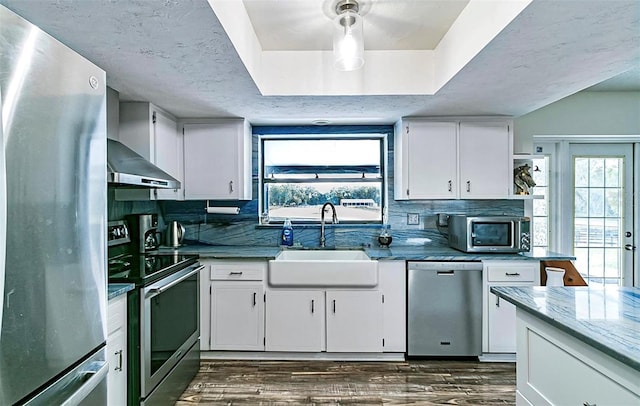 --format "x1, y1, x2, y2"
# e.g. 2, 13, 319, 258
268, 249, 378, 287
